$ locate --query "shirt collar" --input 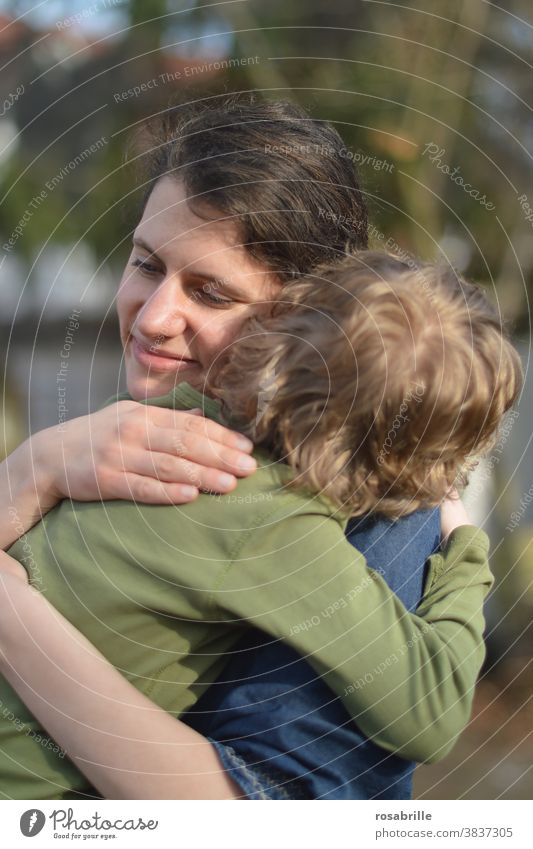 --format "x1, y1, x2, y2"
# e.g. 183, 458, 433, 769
103, 382, 223, 423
